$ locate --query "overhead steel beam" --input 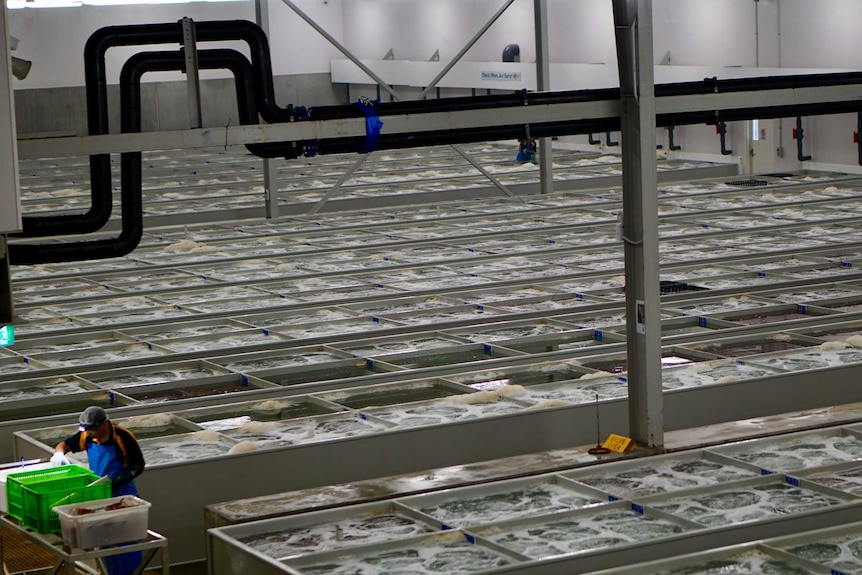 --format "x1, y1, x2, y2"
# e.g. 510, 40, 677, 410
17, 77, 862, 160
16, 99, 620, 159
